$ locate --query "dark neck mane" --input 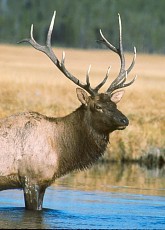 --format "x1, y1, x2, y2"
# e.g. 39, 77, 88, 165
56, 106, 109, 177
